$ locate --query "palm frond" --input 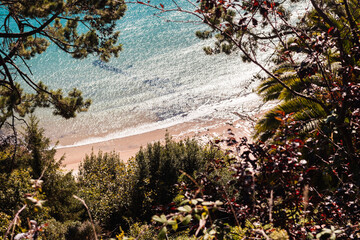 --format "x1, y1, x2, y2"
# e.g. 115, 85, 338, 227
254, 98, 326, 141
